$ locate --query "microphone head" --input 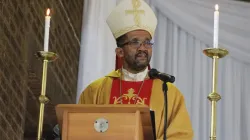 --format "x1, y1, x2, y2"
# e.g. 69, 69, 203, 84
148, 68, 158, 79
169, 75, 175, 83
148, 68, 175, 83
